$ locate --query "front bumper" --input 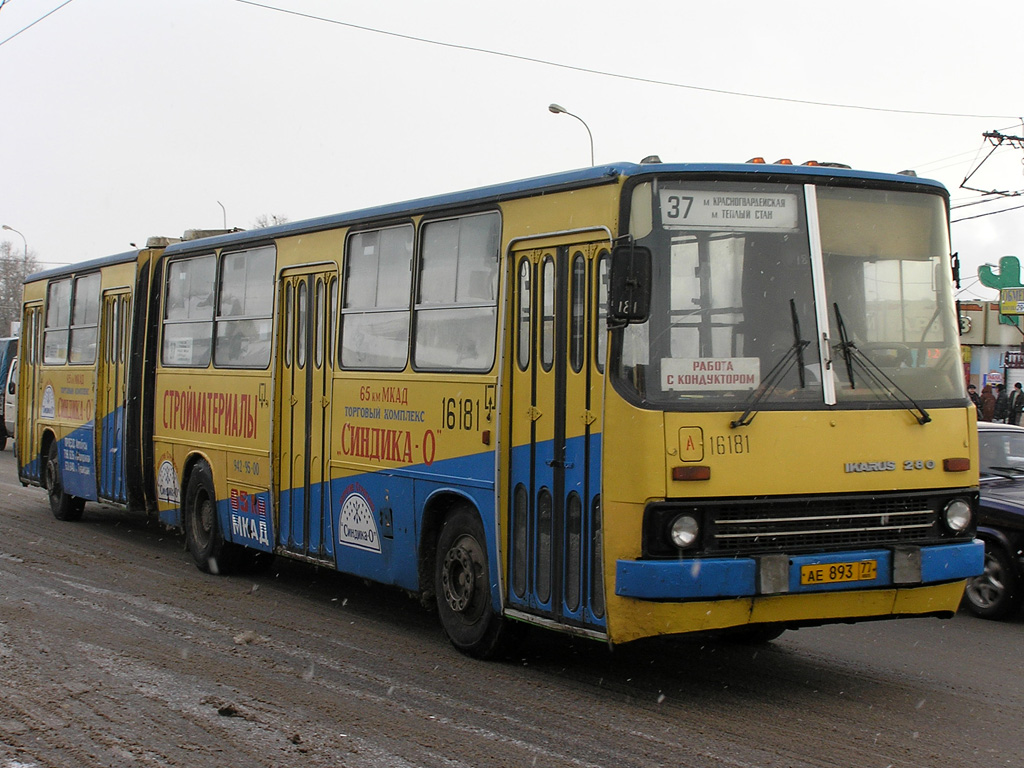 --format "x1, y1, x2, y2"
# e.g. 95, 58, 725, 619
615, 539, 983, 600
